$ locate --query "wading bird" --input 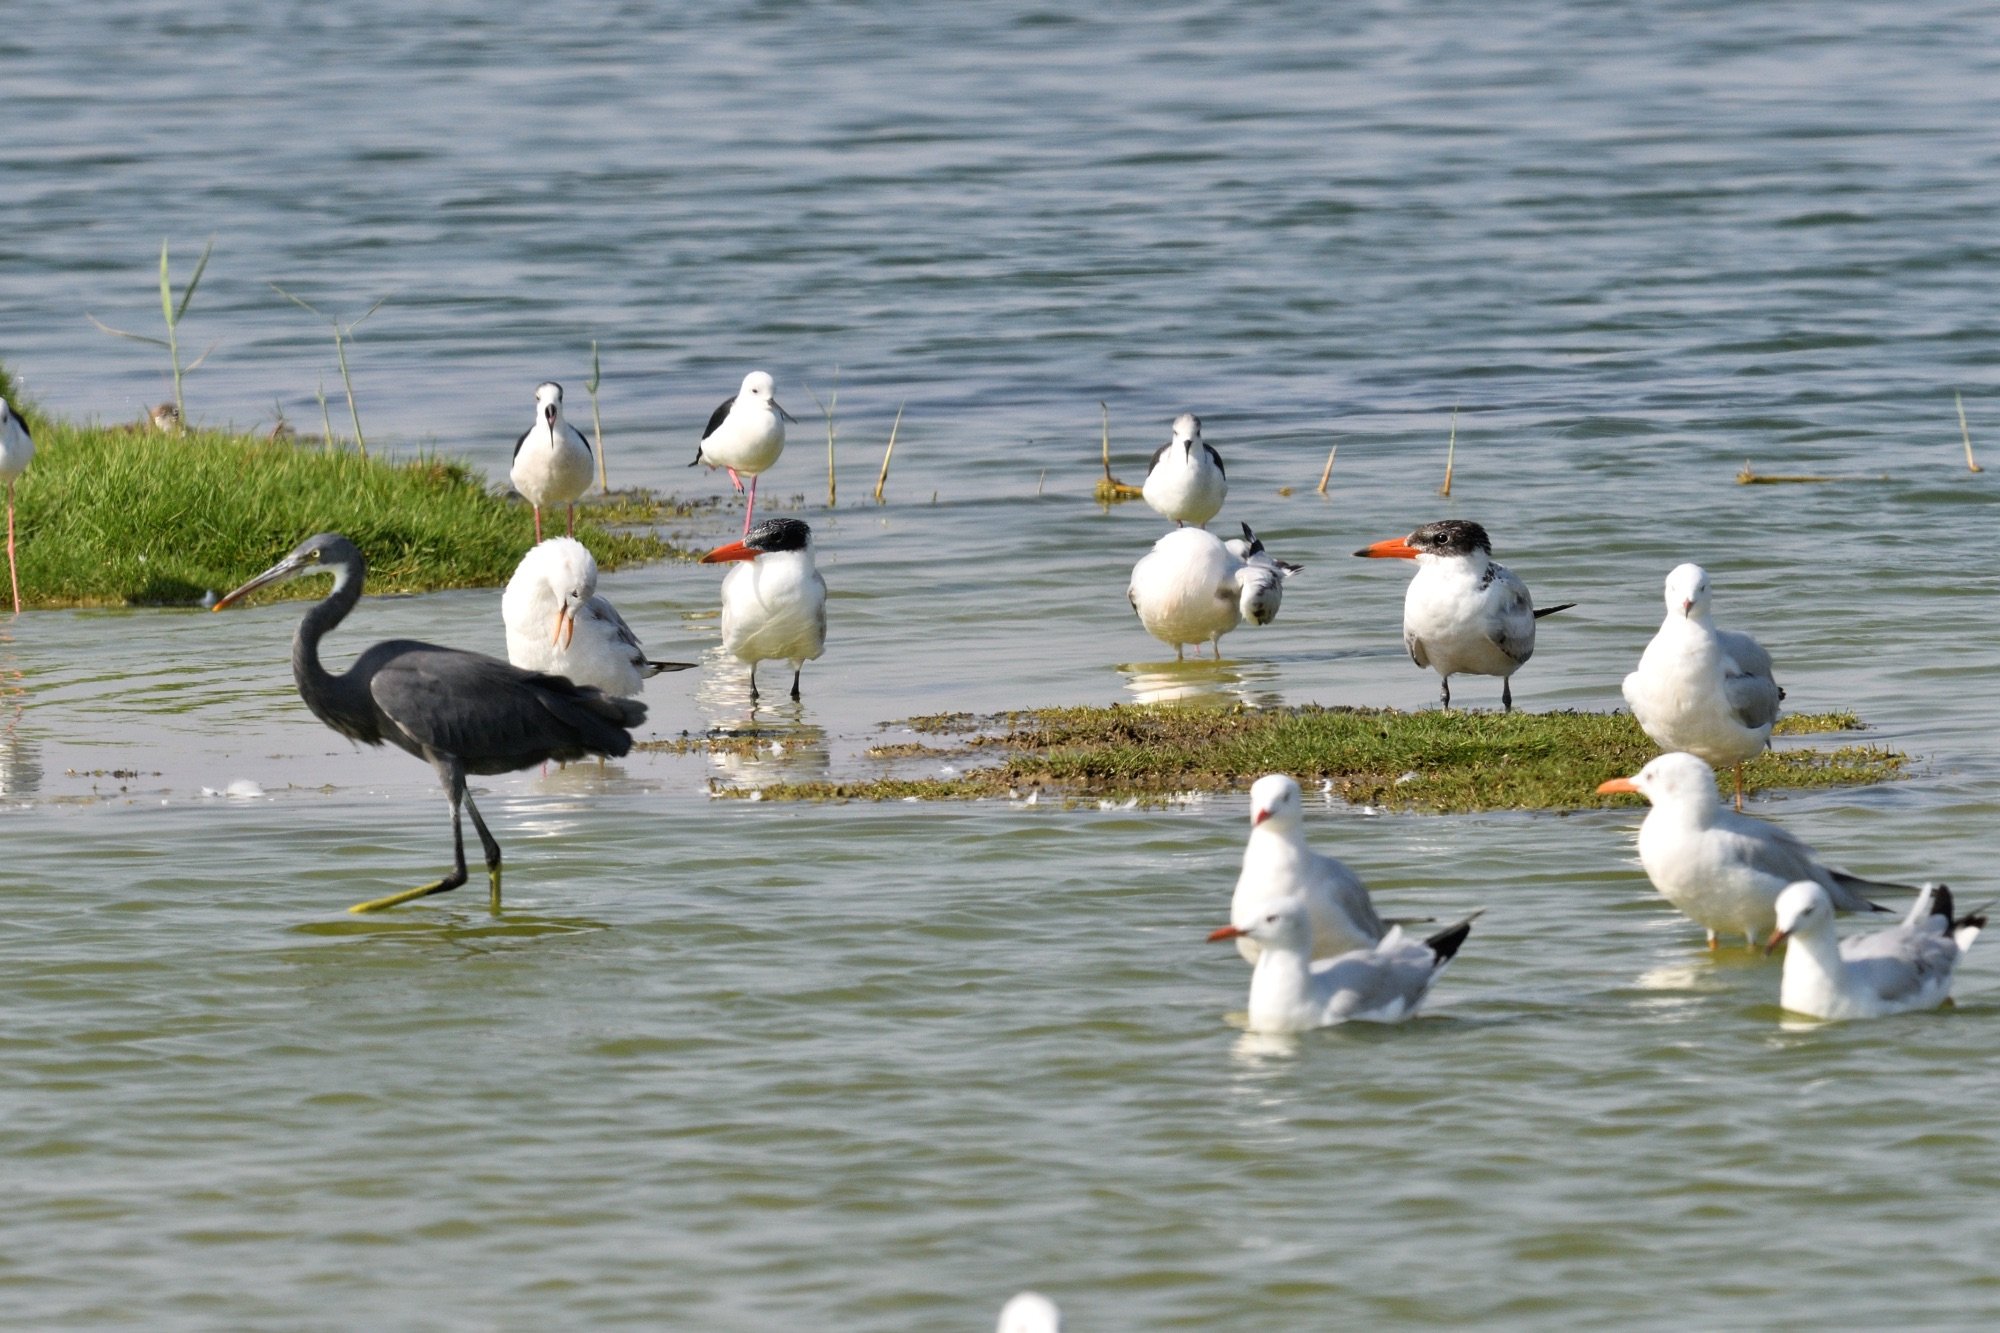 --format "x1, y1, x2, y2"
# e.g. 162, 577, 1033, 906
1623, 563, 1782, 809
1596, 751, 1912, 949
691, 370, 794, 536
1142, 412, 1226, 528
1354, 519, 1573, 711
215, 533, 644, 913
1209, 897, 1478, 1033
699, 517, 826, 701
1128, 524, 1299, 659
0, 398, 32, 614
510, 381, 594, 543
1767, 880, 1984, 1021
1230, 775, 1389, 963
503, 538, 695, 696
